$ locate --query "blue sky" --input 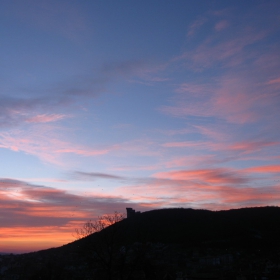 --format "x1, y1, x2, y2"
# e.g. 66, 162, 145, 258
1, 0, 280, 253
